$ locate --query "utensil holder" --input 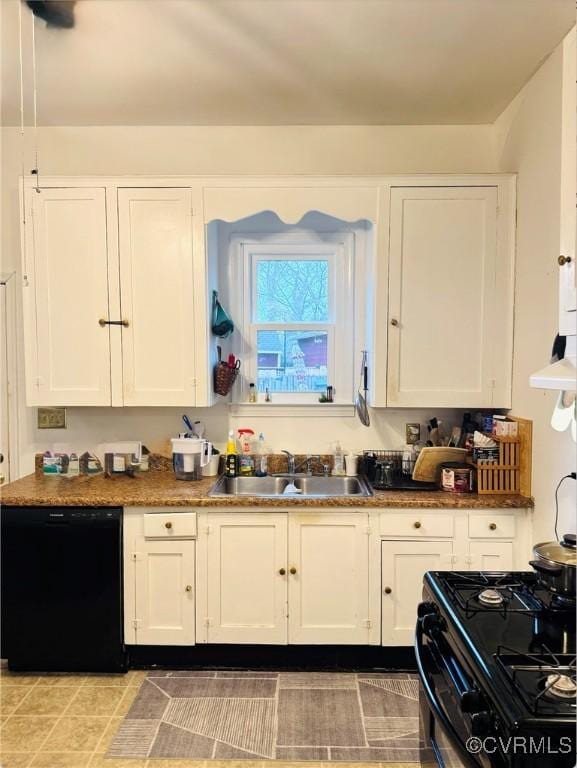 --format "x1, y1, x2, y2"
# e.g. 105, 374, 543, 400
214, 362, 239, 396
